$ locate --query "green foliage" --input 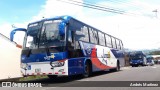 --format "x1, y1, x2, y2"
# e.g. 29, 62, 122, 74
19, 75, 48, 81
149, 50, 160, 55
